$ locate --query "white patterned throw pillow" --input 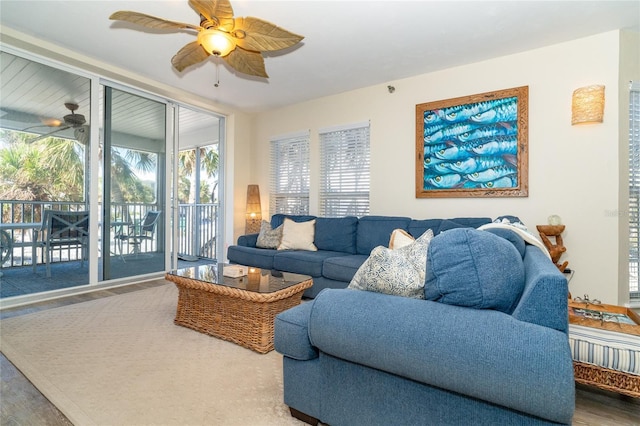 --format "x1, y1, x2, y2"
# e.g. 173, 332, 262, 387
256, 221, 283, 249
278, 218, 317, 251
349, 229, 434, 299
